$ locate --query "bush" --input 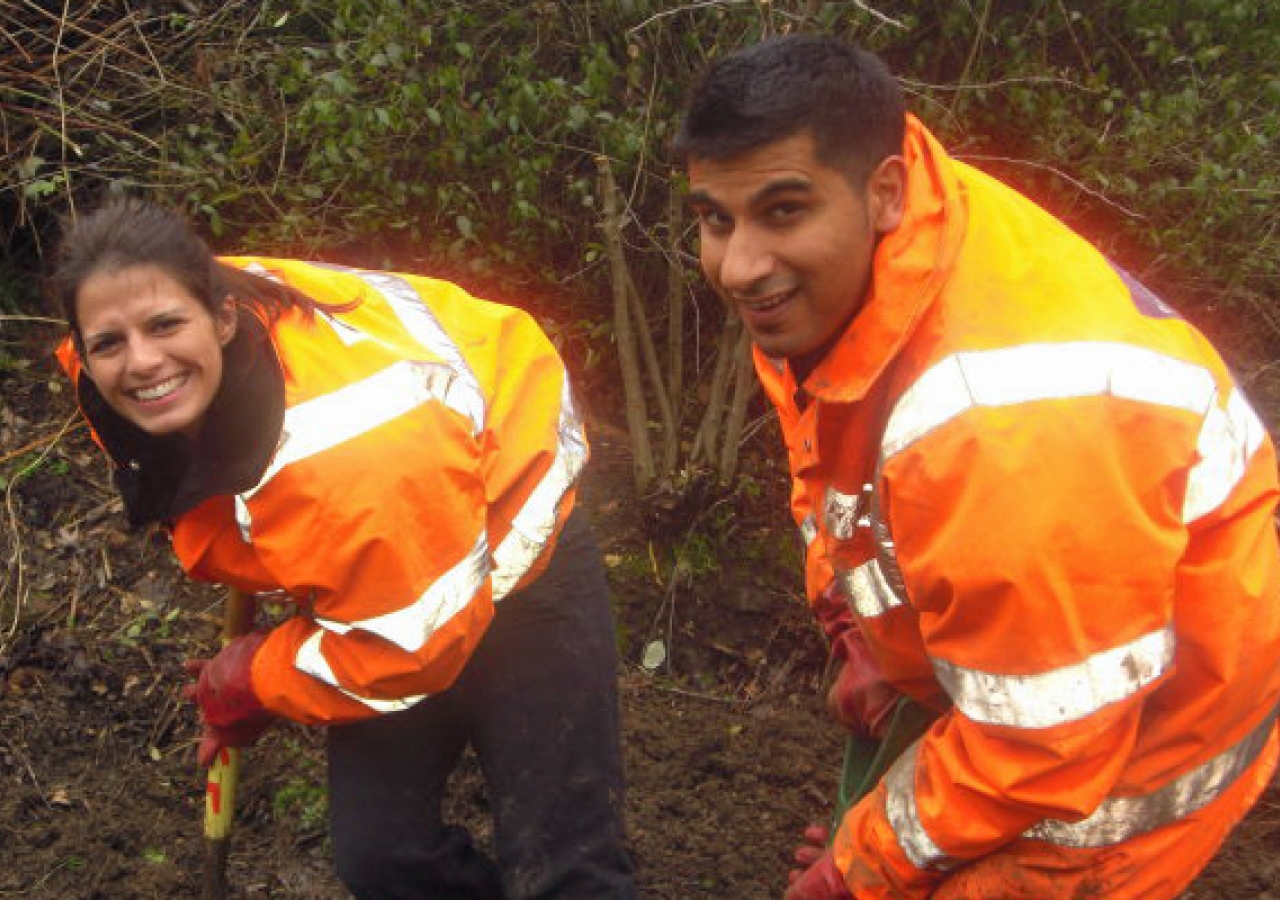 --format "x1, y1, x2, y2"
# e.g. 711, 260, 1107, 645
2, 1, 1275, 365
